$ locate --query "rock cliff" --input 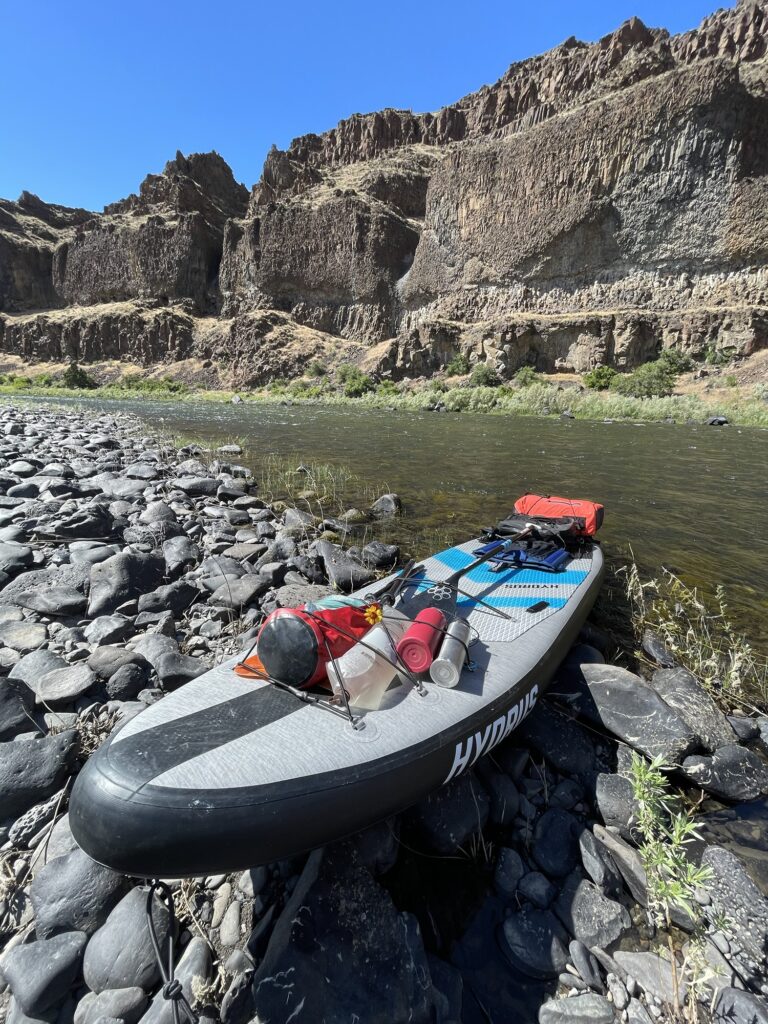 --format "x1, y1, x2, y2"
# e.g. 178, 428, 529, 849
2, 1, 768, 379
53, 152, 248, 313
